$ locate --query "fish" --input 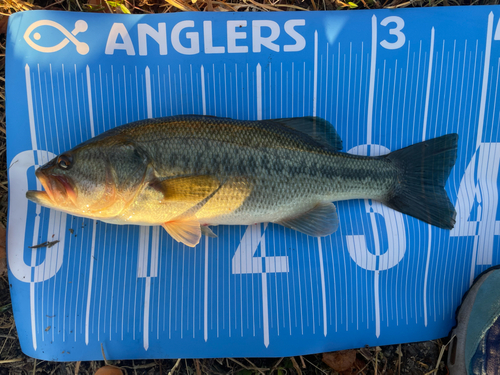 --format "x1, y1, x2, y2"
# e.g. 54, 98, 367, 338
26, 115, 458, 247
